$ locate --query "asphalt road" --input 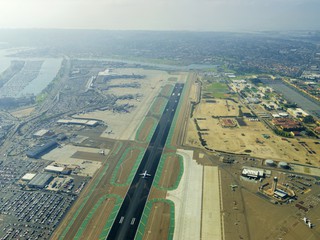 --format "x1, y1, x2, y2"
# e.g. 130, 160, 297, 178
107, 83, 184, 240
